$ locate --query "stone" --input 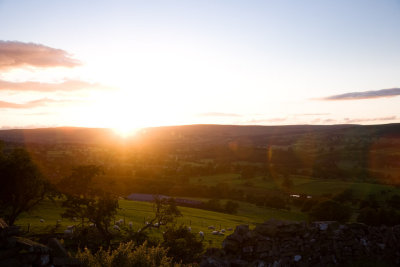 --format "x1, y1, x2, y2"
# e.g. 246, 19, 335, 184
16, 237, 49, 253
53, 257, 81, 266
242, 246, 253, 254
234, 225, 249, 235
0, 219, 8, 230
47, 238, 69, 258
254, 223, 279, 237
200, 219, 400, 267
0, 248, 18, 260
0, 258, 20, 266
222, 239, 240, 253
230, 259, 248, 267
